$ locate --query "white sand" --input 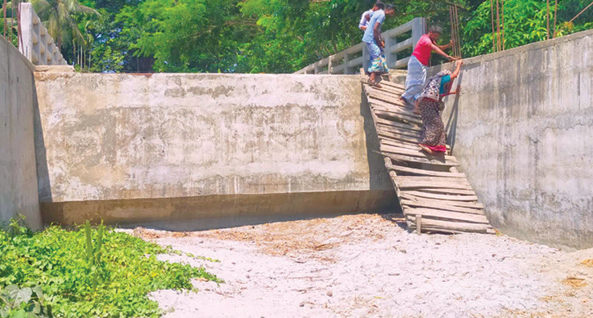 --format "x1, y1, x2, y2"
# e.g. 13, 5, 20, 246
142, 214, 593, 318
